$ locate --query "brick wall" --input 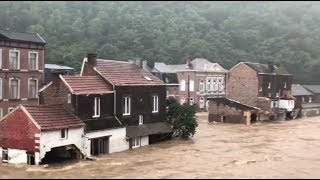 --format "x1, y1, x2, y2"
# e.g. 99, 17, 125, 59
227, 63, 259, 107
0, 108, 40, 151
208, 100, 246, 124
